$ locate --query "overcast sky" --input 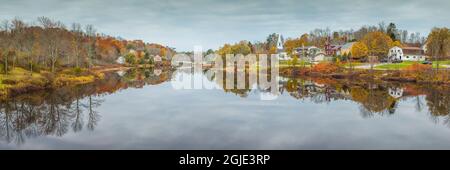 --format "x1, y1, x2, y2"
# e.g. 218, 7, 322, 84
1, 0, 449, 51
